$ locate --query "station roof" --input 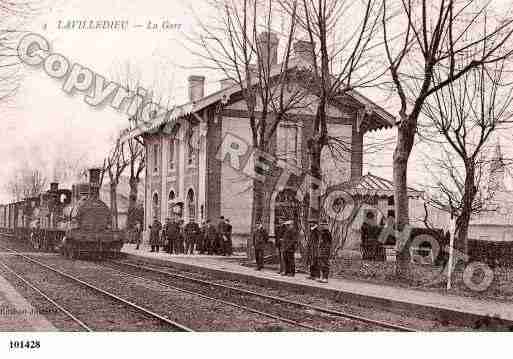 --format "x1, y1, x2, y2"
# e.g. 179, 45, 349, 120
122, 57, 396, 142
